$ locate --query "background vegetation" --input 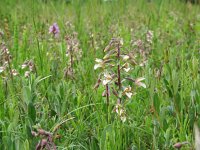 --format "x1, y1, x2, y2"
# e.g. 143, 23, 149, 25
0, 0, 199, 149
